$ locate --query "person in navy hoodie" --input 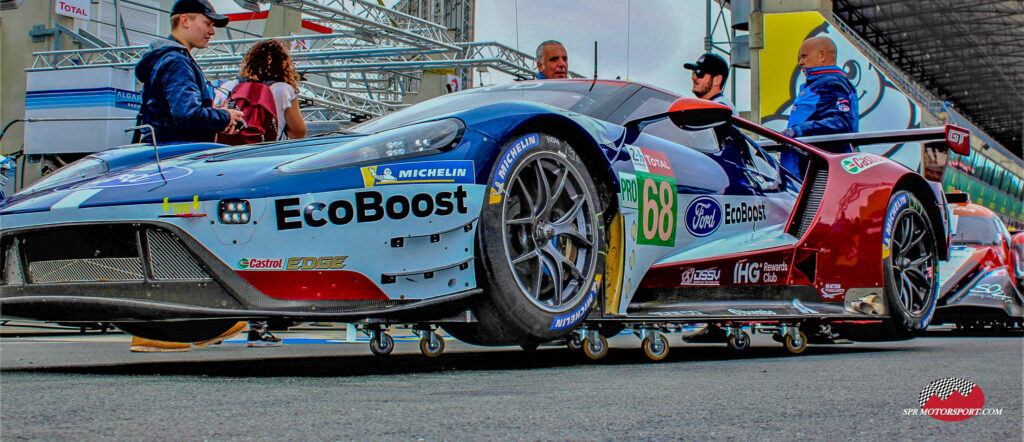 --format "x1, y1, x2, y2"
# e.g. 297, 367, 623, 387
780, 36, 859, 179
134, 0, 243, 144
